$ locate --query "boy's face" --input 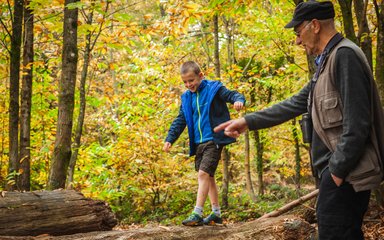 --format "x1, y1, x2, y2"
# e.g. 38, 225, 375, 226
181, 71, 203, 93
